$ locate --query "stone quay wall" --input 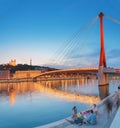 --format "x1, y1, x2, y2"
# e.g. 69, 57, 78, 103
36, 91, 120, 128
